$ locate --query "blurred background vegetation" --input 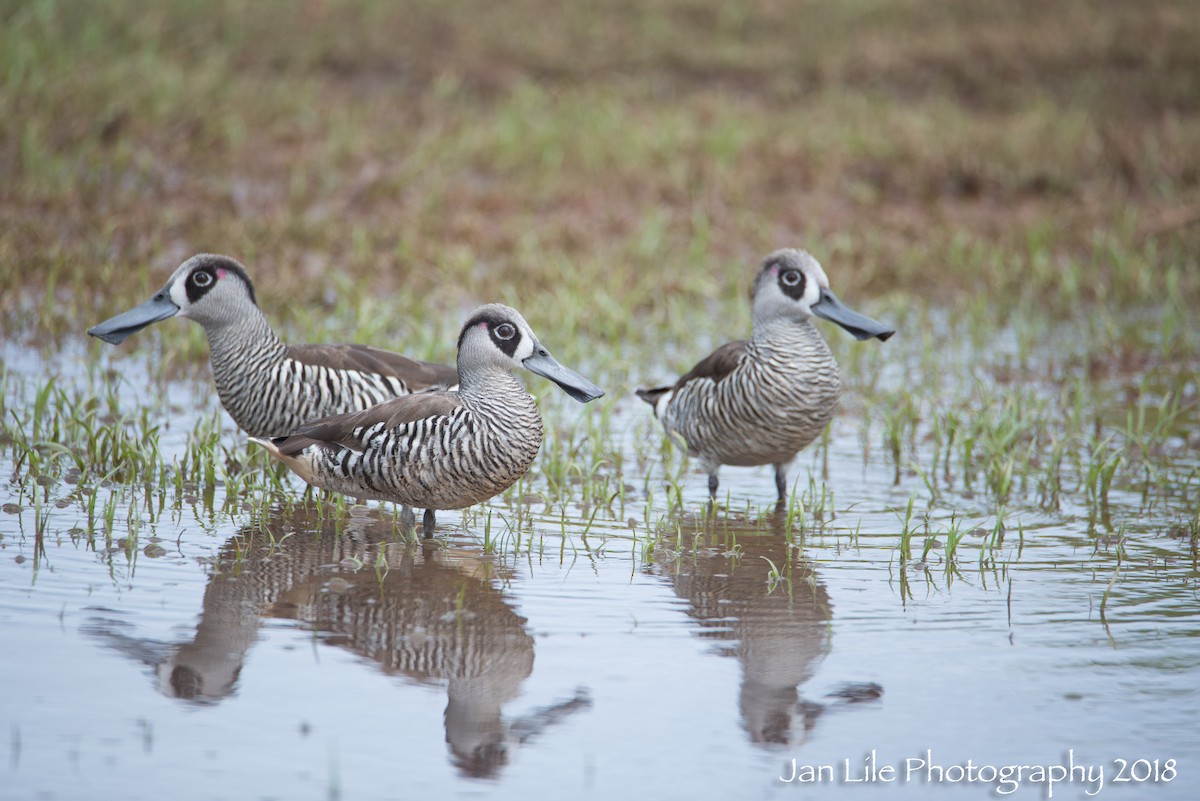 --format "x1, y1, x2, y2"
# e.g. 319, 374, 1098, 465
1, 0, 1197, 358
